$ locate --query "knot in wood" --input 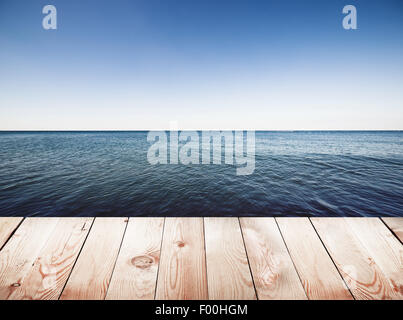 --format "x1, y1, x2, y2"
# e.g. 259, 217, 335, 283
176, 241, 185, 248
131, 255, 154, 269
